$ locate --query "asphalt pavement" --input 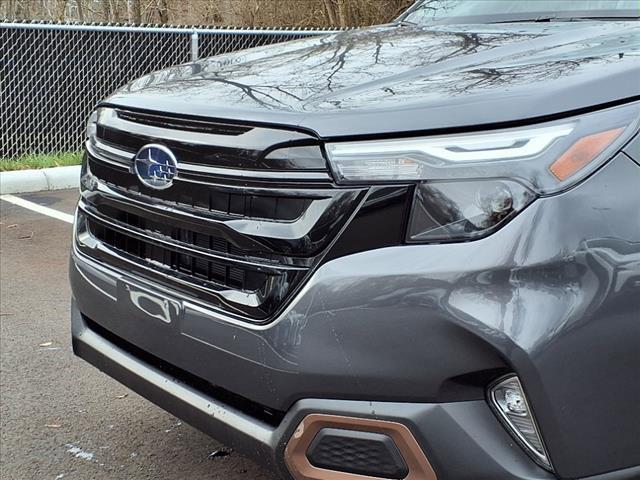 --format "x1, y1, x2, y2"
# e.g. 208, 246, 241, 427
0, 189, 274, 480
